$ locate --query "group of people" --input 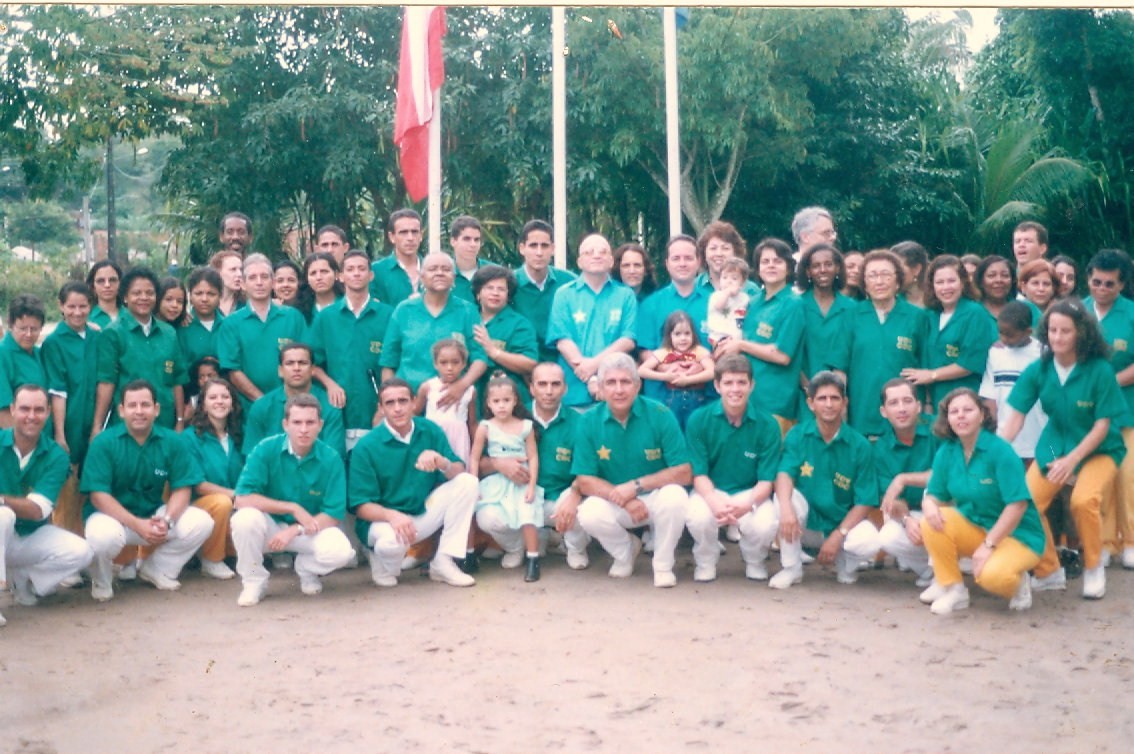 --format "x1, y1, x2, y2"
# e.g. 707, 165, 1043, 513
2, 206, 1133, 625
